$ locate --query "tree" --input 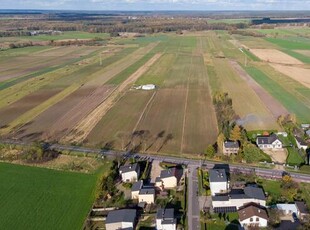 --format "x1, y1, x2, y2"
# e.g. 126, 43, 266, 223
205, 145, 215, 159
268, 208, 281, 228
230, 125, 242, 141
217, 133, 225, 153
